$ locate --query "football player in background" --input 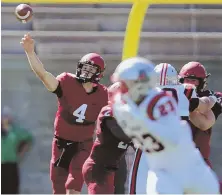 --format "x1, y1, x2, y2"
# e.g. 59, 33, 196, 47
129, 62, 217, 194
82, 82, 131, 194
179, 61, 222, 192
114, 154, 128, 194
21, 33, 108, 194
111, 57, 220, 194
